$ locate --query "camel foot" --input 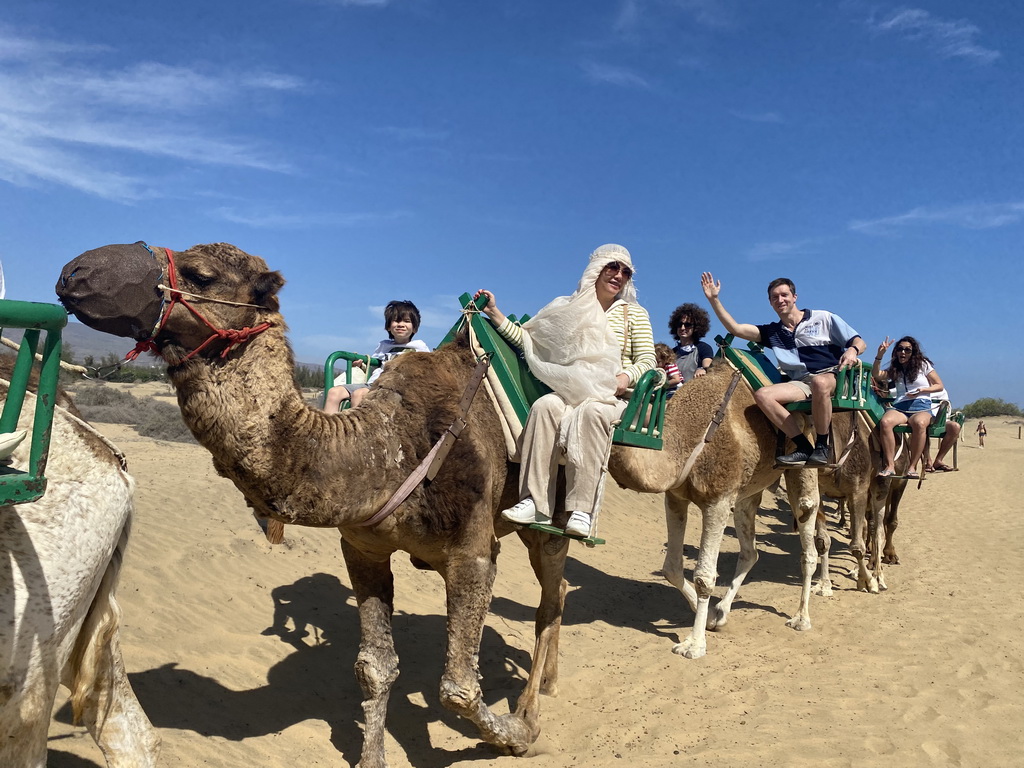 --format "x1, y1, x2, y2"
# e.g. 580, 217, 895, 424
877, 574, 888, 592
812, 580, 833, 597
706, 606, 728, 630
490, 713, 536, 755
882, 553, 900, 565
672, 636, 707, 659
785, 615, 812, 632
